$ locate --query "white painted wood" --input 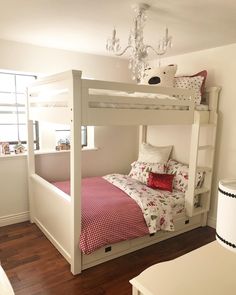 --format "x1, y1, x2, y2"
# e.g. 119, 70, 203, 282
132, 286, 141, 295
26, 70, 220, 275
0, 266, 15, 295
29, 107, 70, 124
194, 187, 209, 195
31, 174, 71, 258
199, 87, 220, 225
130, 241, 236, 295
185, 112, 201, 217
85, 109, 194, 126
27, 87, 36, 223
186, 86, 220, 219
0, 212, 29, 227
141, 126, 147, 143
82, 214, 201, 270
29, 71, 196, 126
69, 71, 82, 275
198, 145, 214, 151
